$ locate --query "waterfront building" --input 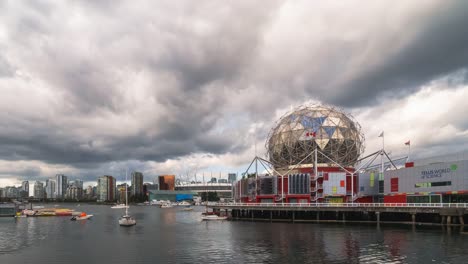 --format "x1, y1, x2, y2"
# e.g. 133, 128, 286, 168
34, 181, 45, 199
45, 179, 56, 199
228, 173, 237, 183
116, 183, 129, 203
21, 181, 29, 198
55, 174, 68, 199
358, 152, 468, 203
158, 175, 175, 191
143, 183, 158, 194
175, 182, 232, 200
232, 105, 468, 205
74, 179, 83, 189
97, 175, 116, 202
84, 185, 95, 200
65, 180, 83, 200
66, 185, 82, 200
5, 186, 20, 199
148, 190, 197, 202
131, 171, 144, 197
